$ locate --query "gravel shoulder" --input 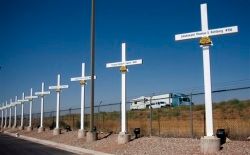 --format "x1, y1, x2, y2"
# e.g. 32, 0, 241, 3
4, 128, 250, 155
